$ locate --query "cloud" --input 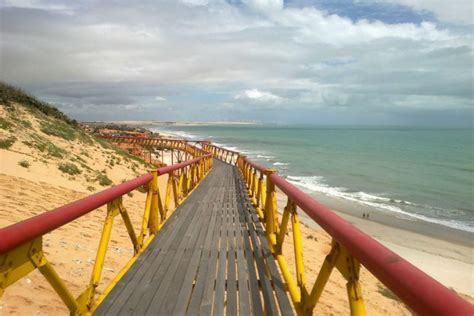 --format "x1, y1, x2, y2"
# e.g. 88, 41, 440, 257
0, 0, 472, 125
235, 89, 283, 102
242, 0, 283, 12
155, 96, 167, 101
